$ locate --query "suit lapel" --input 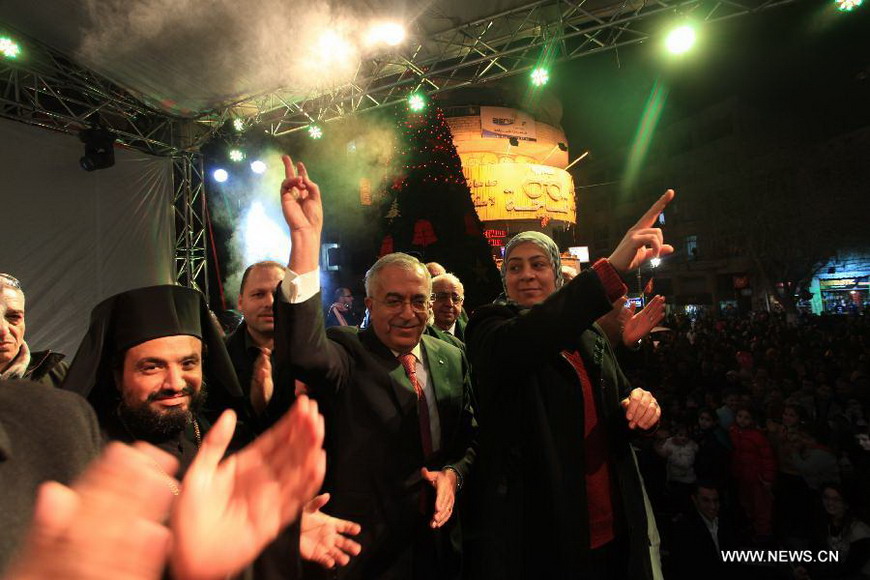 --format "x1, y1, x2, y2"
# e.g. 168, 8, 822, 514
454, 318, 466, 342
421, 335, 460, 442
359, 328, 417, 413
